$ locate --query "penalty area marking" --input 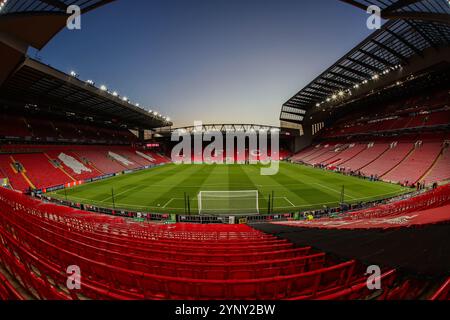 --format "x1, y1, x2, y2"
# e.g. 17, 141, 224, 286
283, 197, 296, 207
162, 198, 175, 208
313, 182, 358, 200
